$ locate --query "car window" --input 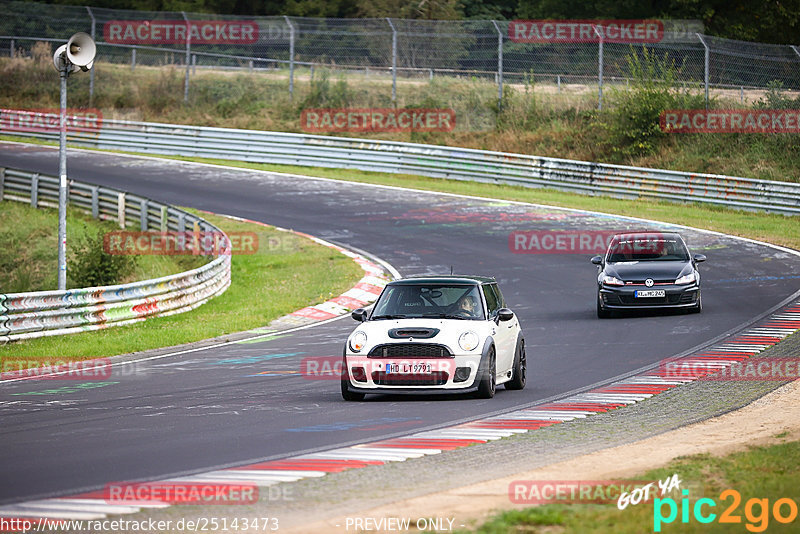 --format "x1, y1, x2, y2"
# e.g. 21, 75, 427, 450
371, 284, 485, 320
607, 236, 689, 262
482, 284, 500, 317
490, 283, 505, 308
